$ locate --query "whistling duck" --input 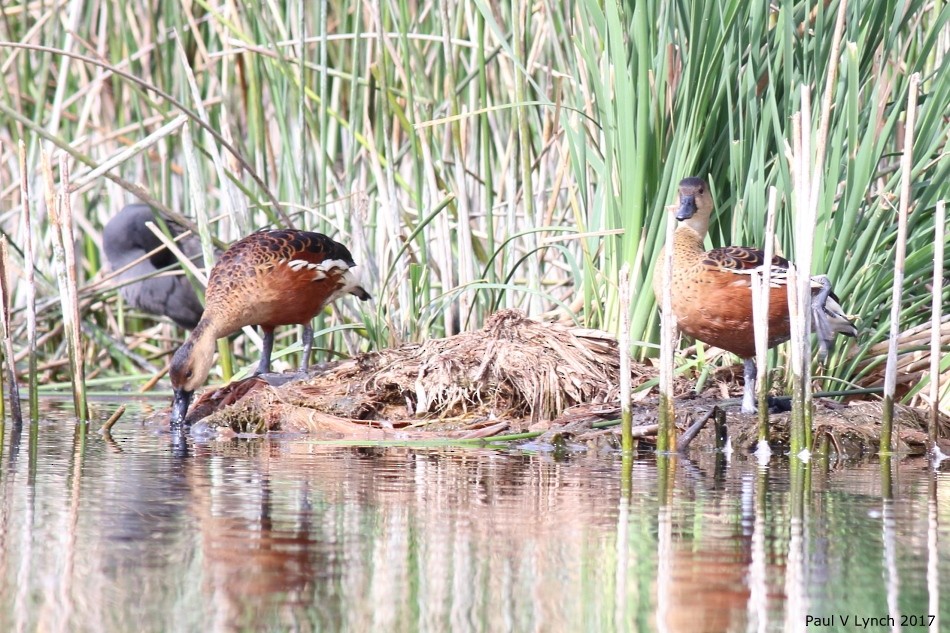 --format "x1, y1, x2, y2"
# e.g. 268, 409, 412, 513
653, 177, 857, 413
169, 229, 371, 426
103, 204, 204, 329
